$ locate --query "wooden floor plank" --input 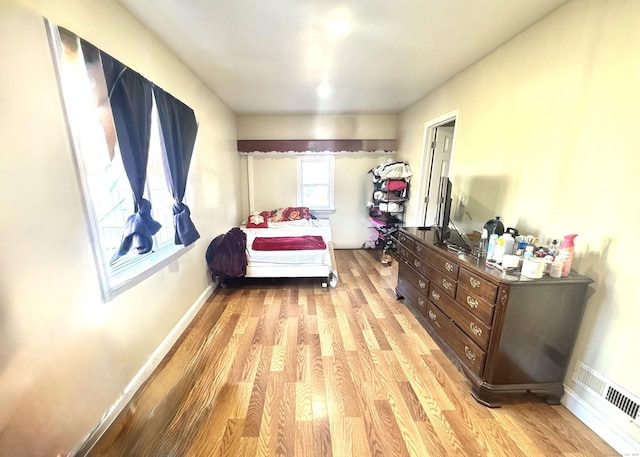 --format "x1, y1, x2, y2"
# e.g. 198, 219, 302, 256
86, 249, 617, 457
